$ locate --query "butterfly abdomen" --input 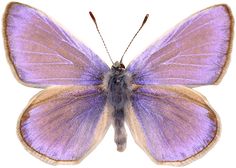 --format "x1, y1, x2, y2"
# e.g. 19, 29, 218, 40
107, 67, 131, 152
113, 108, 126, 151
